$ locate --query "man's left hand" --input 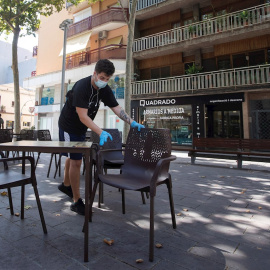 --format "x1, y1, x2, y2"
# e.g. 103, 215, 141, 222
131, 121, 145, 131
